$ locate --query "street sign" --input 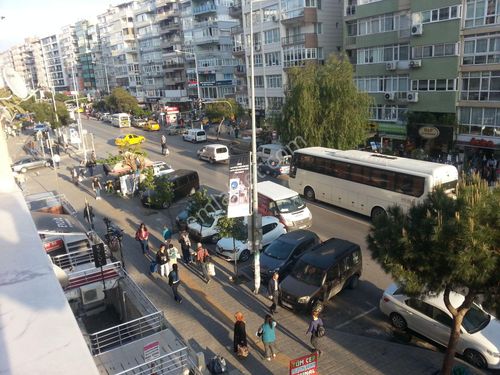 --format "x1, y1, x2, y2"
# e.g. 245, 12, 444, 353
289, 353, 318, 375
92, 243, 107, 268
143, 341, 160, 362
